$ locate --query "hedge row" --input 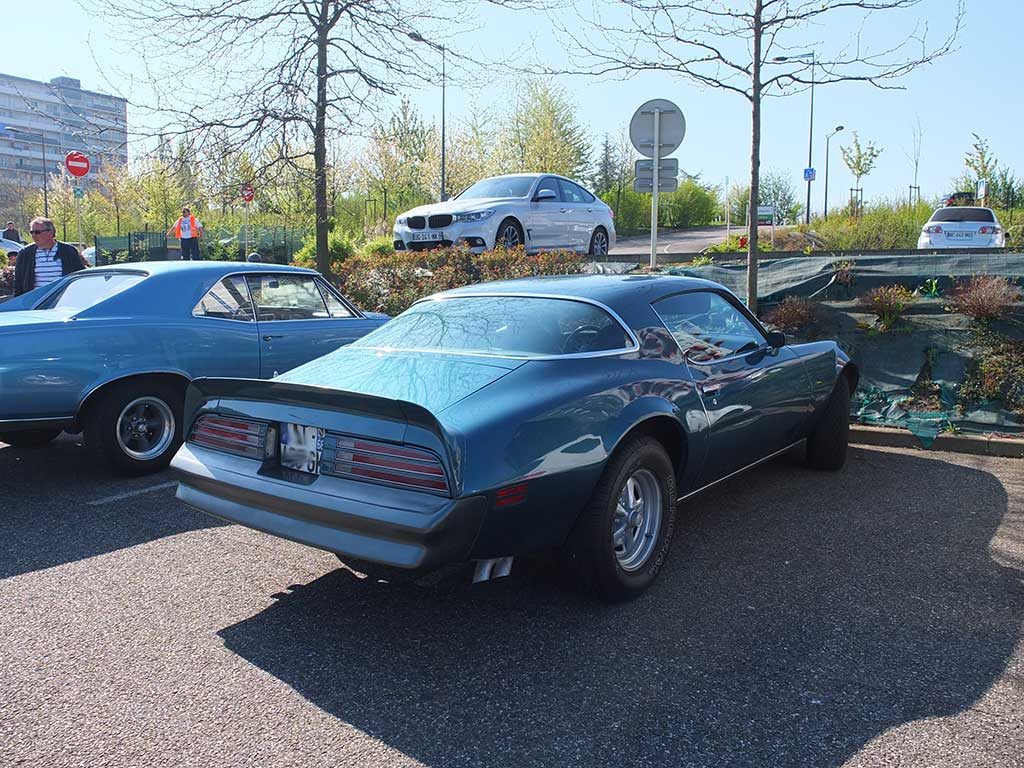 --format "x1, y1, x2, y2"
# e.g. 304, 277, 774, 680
335, 245, 587, 316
